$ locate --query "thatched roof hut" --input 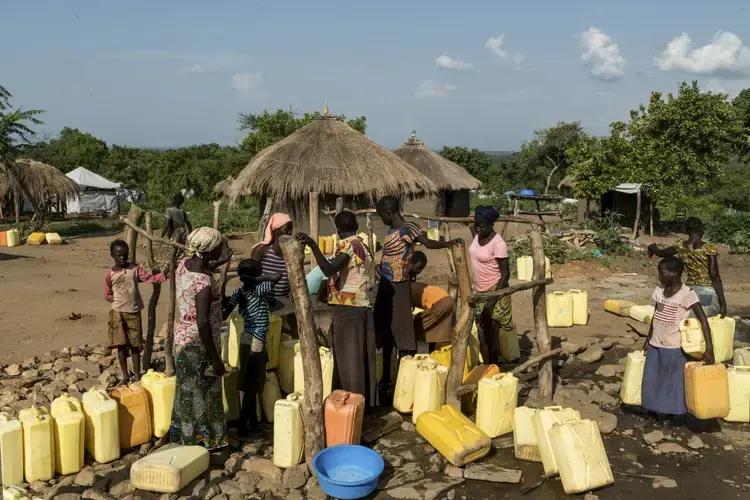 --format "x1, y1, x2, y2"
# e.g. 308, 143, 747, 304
213, 175, 234, 199
395, 131, 481, 217
0, 159, 80, 208
228, 116, 436, 212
